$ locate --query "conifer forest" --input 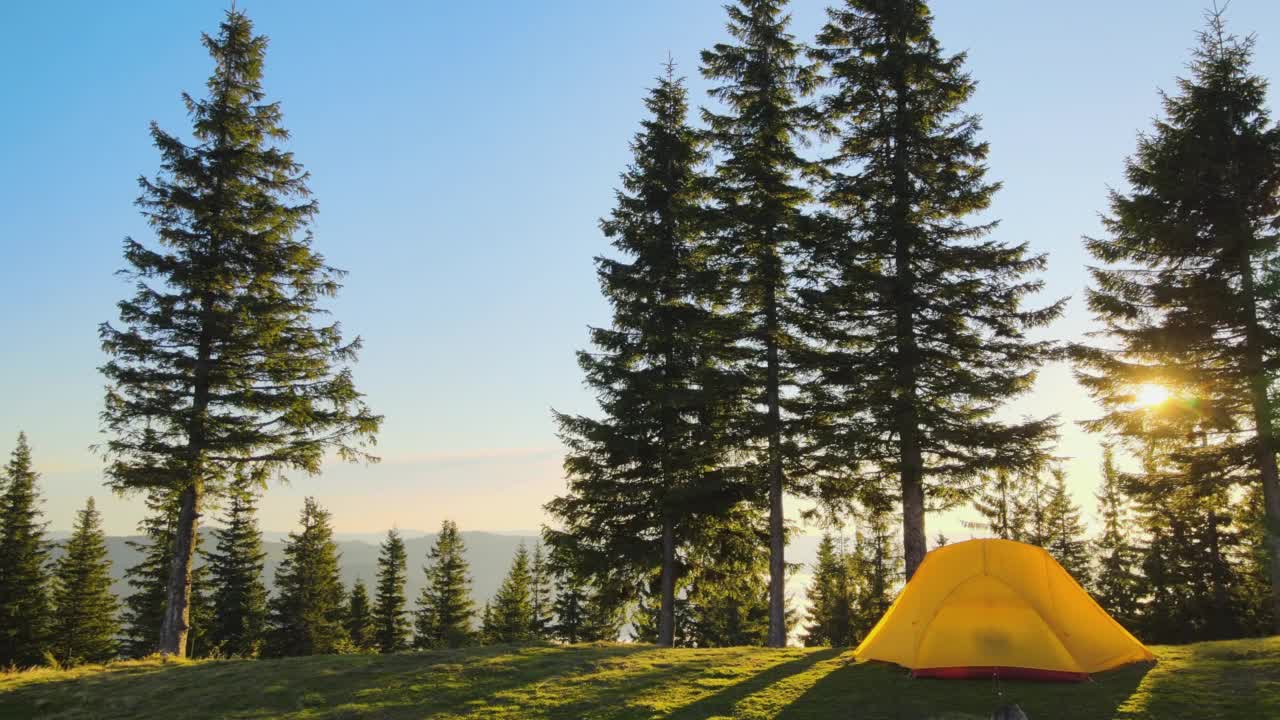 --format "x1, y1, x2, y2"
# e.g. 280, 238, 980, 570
4, 0, 1280, 683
